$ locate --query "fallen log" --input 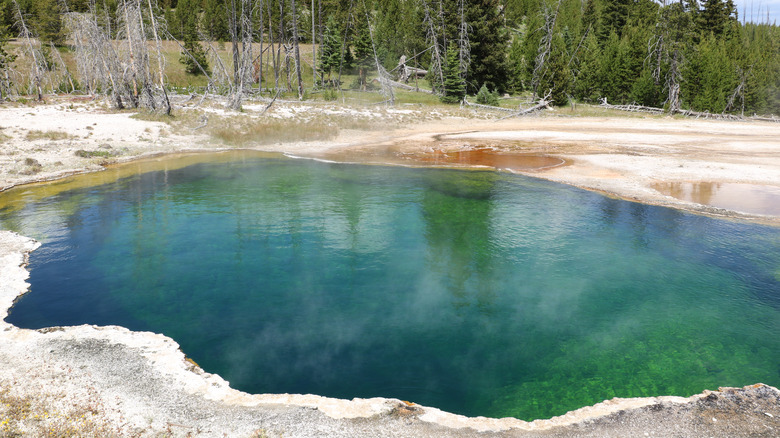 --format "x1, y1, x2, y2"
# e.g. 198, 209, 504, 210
462, 99, 515, 113
377, 77, 434, 94
497, 96, 553, 120
599, 98, 780, 122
